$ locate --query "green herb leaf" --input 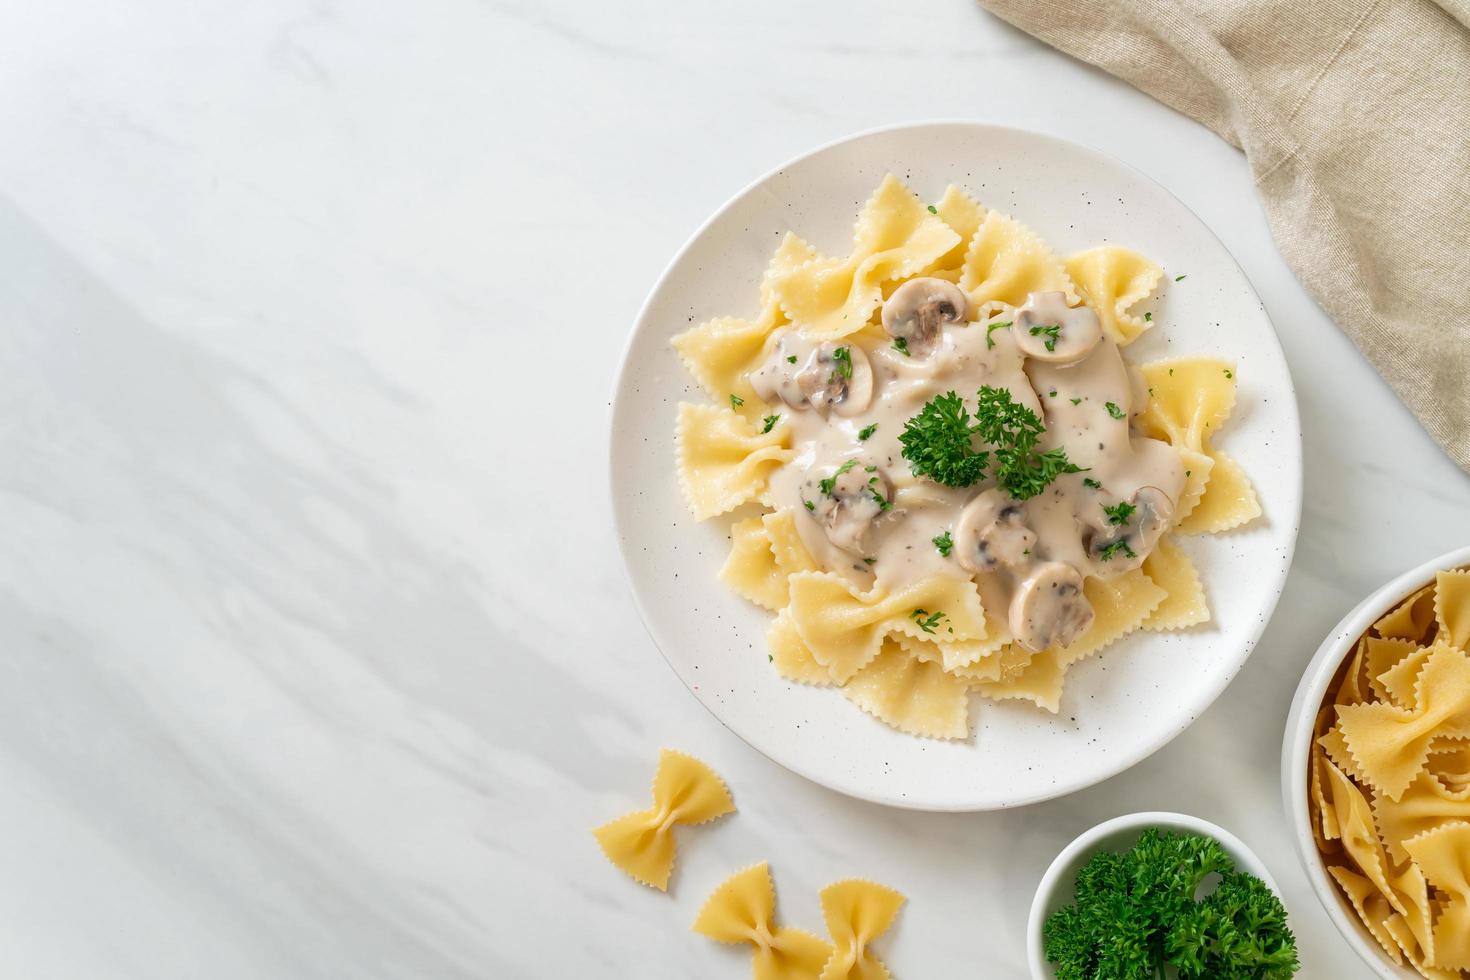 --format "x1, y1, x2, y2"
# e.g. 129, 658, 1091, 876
1105, 401, 1125, 420
787, 354, 798, 364
892, 337, 910, 356
818, 458, 859, 496
803, 499, 815, 511
729, 393, 744, 408
1083, 477, 1102, 490
974, 386, 1083, 500
1029, 322, 1062, 352
867, 486, 892, 511
1224, 368, 1234, 379
932, 531, 954, 557
909, 608, 946, 634
857, 423, 878, 441
927, 204, 938, 214
1070, 397, 1082, 406
832, 346, 853, 378
761, 414, 780, 434
1175, 274, 1187, 281
1144, 311, 1153, 322
1099, 539, 1137, 561
985, 321, 1012, 350
1103, 500, 1137, 526
899, 391, 989, 488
